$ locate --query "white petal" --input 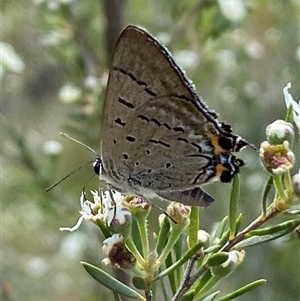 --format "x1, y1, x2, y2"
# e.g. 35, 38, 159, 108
82, 201, 92, 214
283, 83, 299, 128
59, 216, 85, 232
80, 191, 86, 207
283, 83, 293, 107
